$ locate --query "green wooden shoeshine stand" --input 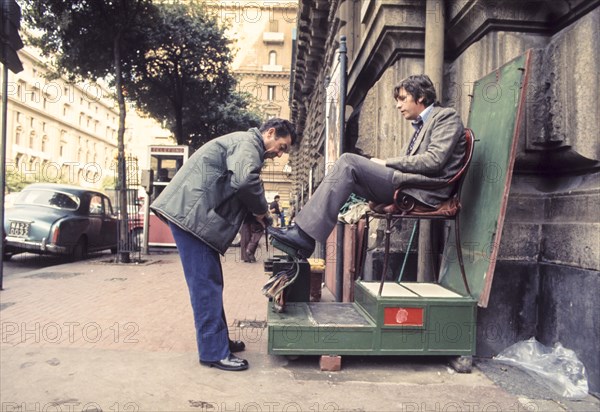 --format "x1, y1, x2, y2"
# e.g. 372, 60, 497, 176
267, 51, 532, 362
